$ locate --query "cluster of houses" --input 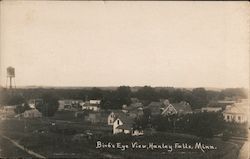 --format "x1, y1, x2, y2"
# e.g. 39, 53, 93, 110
106, 99, 193, 136
0, 97, 248, 136
58, 99, 101, 112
